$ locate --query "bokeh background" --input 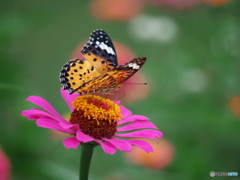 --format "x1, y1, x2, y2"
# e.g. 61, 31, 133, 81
1, 0, 240, 179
